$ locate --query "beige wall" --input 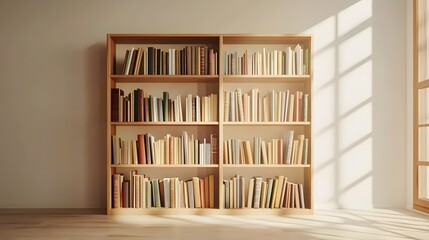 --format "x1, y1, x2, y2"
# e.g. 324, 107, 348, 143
0, 0, 407, 208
